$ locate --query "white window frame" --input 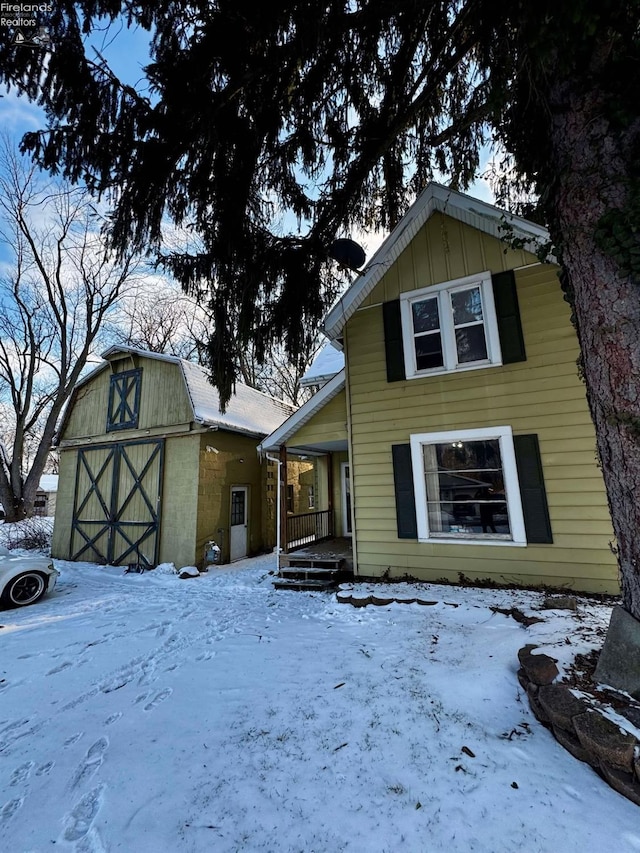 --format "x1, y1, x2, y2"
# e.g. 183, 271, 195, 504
409, 425, 527, 546
400, 271, 502, 379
